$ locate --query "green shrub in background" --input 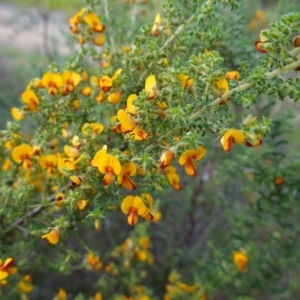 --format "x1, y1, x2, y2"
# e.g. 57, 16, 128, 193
1, 0, 300, 299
